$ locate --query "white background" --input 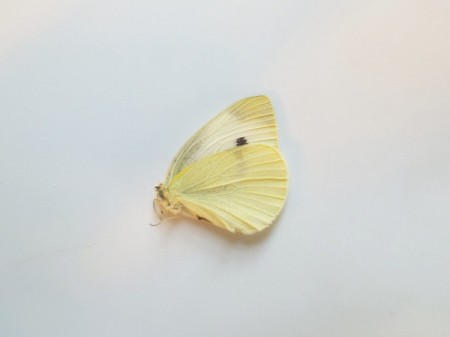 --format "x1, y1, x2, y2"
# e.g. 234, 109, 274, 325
1, 1, 450, 336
